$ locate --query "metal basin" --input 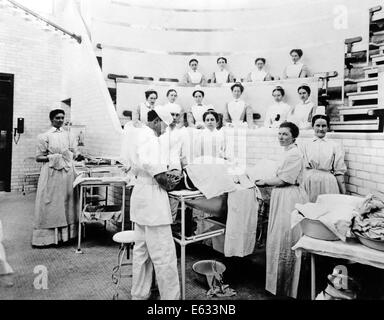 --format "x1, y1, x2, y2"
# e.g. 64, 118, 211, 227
300, 218, 339, 241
